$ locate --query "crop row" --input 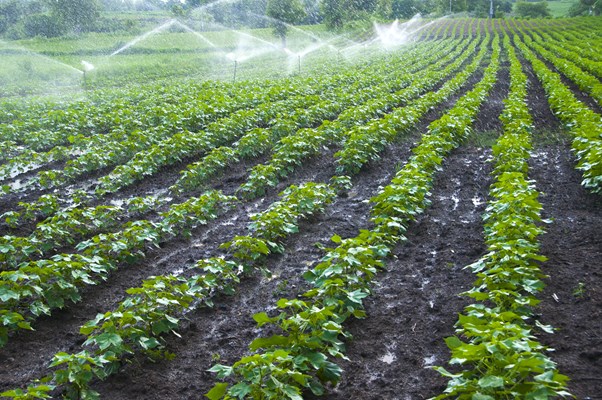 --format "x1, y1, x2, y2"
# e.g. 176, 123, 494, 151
0, 190, 235, 346
10, 77, 325, 190
238, 35, 482, 198
0, 38, 447, 207
0, 177, 348, 399
0, 53, 395, 187
206, 32, 500, 400
519, 23, 602, 108
0, 195, 168, 270
0, 82, 245, 181
93, 39, 457, 196
170, 37, 459, 194
0, 24, 478, 399
434, 32, 570, 399
0, 35, 466, 352
0, 39, 455, 272
0, 37, 460, 224
512, 24, 602, 194
531, 27, 602, 79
